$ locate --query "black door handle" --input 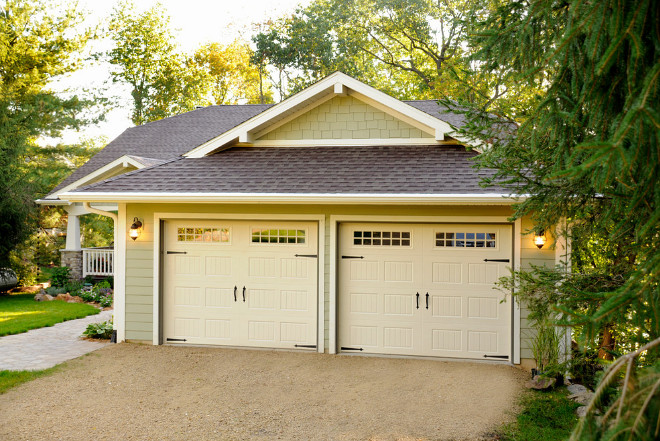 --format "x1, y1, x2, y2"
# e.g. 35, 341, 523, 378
416, 292, 419, 309
233, 286, 237, 302
426, 292, 429, 309
242, 286, 246, 302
